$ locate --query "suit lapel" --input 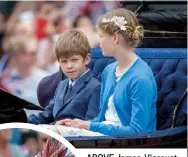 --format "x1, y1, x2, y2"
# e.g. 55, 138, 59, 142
63, 70, 93, 106
54, 80, 68, 115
